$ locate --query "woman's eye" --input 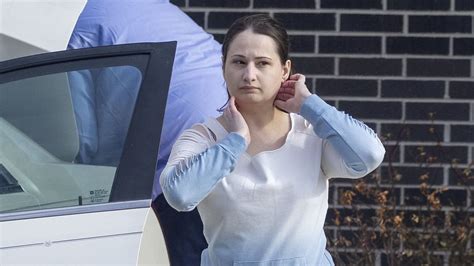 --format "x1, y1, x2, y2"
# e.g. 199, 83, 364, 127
233, 60, 245, 65
258, 61, 269, 66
